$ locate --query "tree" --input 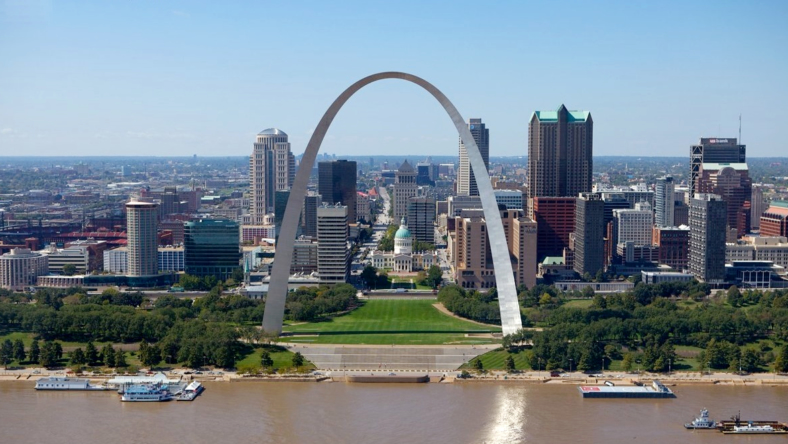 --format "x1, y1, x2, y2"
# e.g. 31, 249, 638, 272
39, 341, 58, 368
12, 339, 25, 363
360, 265, 378, 289
62, 264, 77, 276
29, 340, 40, 364
505, 355, 516, 372
473, 358, 484, 372
85, 341, 99, 365
775, 344, 788, 373
114, 348, 127, 367
291, 352, 304, 369
101, 344, 115, 367
0, 340, 12, 368
622, 353, 634, 372
727, 285, 742, 307
260, 351, 274, 369
424, 265, 443, 289
140, 344, 161, 368
591, 293, 606, 309
70, 348, 86, 366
